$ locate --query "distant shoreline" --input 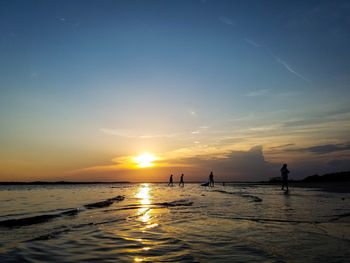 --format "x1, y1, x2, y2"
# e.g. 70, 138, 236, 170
1, 181, 349, 193
2, 171, 348, 186
1, 170, 349, 193
0, 181, 261, 185
256, 181, 350, 193
0, 181, 131, 185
